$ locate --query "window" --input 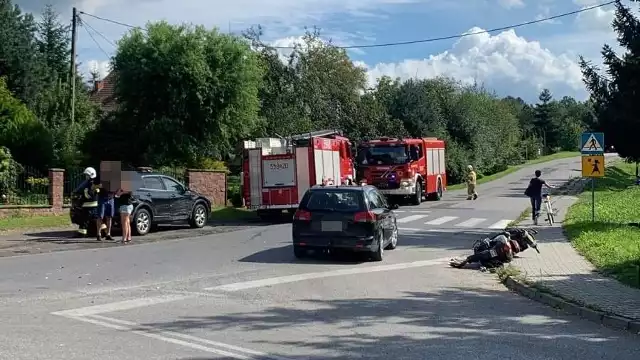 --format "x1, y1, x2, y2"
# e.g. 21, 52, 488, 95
365, 190, 384, 209
162, 177, 185, 193
303, 190, 364, 212
373, 190, 389, 208
142, 176, 166, 190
